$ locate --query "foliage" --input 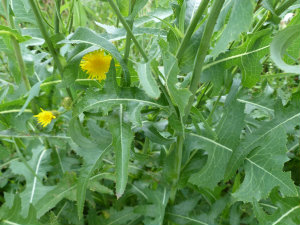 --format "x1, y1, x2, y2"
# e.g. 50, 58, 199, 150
0, 0, 300, 224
